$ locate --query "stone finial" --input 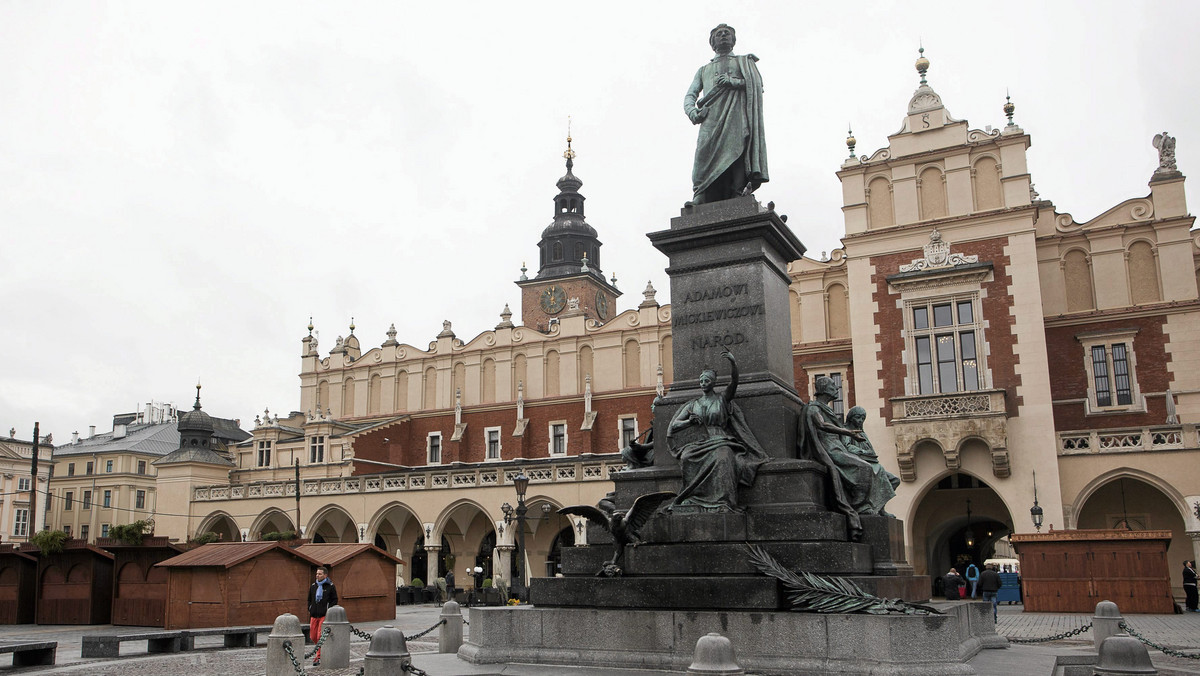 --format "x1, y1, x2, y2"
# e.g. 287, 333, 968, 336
581, 253, 590, 273
382, 323, 399, 347
846, 126, 856, 158
687, 632, 743, 675
307, 317, 314, 336
496, 304, 515, 329
611, 271, 618, 287
348, 317, 355, 335
915, 46, 929, 84
519, 262, 528, 281
639, 280, 659, 308
1003, 91, 1015, 126
1029, 183, 1041, 201
1153, 132, 1178, 175
437, 320, 455, 339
